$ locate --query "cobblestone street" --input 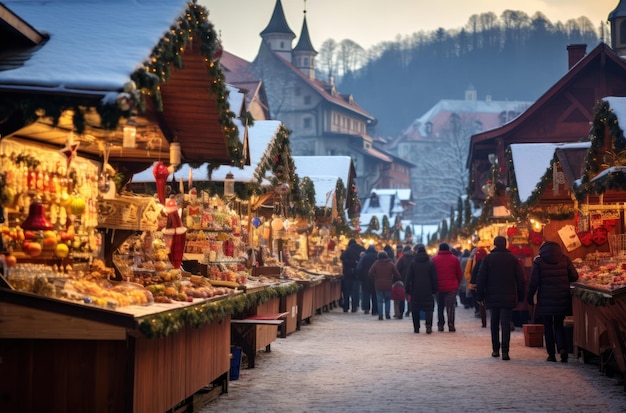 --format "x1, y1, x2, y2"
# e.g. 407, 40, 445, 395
201, 303, 626, 413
